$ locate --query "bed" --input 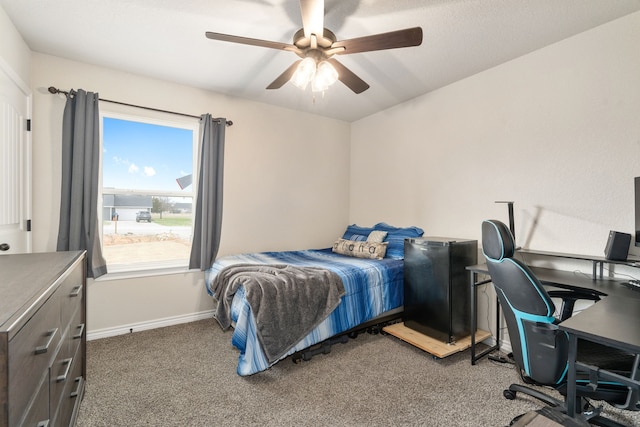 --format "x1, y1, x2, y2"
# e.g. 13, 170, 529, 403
205, 223, 424, 376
